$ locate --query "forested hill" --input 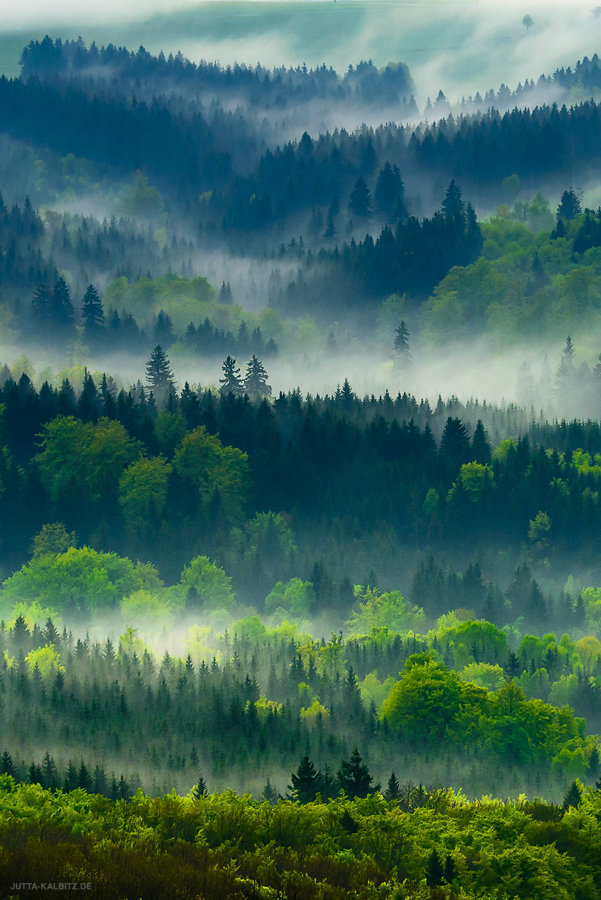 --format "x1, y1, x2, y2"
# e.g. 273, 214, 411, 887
18, 37, 417, 115
2, 39, 601, 238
